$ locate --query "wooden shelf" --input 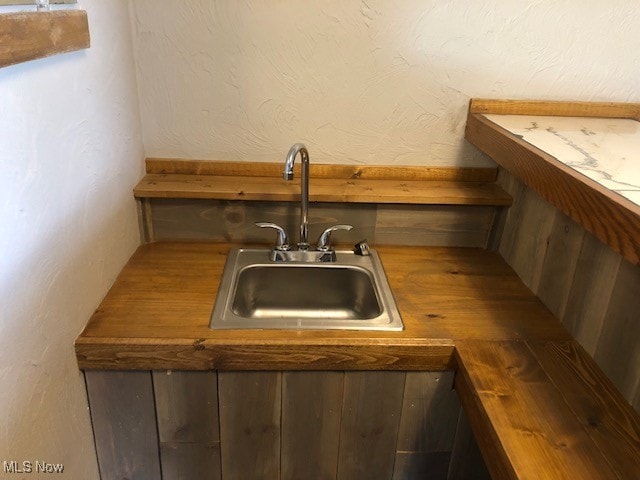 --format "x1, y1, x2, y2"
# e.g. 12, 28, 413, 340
0, 10, 90, 68
465, 99, 640, 265
134, 159, 512, 206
